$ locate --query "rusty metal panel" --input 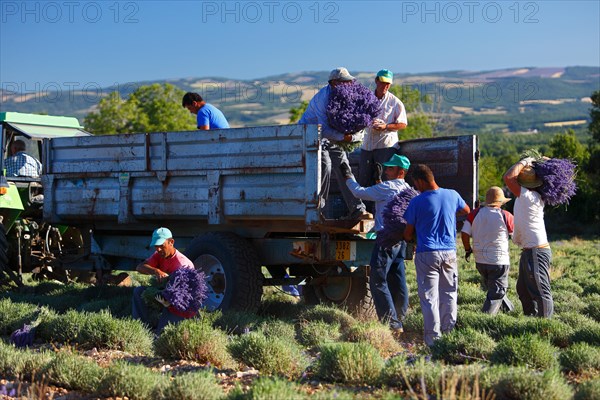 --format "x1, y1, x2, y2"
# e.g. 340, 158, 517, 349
44, 125, 321, 226
399, 135, 478, 209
